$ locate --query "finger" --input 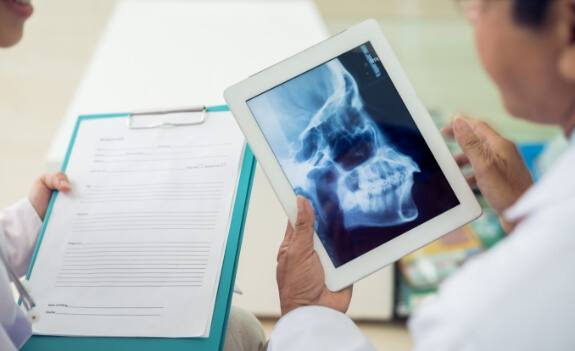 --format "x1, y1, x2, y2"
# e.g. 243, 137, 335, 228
277, 222, 295, 263
56, 173, 71, 192
466, 174, 477, 188
40, 173, 58, 191
43, 172, 71, 192
441, 124, 454, 139
452, 117, 485, 166
293, 196, 315, 248
454, 153, 470, 167
441, 113, 468, 139
324, 285, 353, 313
342, 286, 353, 299
464, 117, 503, 143
285, 221, 296, 243
277, 244, 289, 264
